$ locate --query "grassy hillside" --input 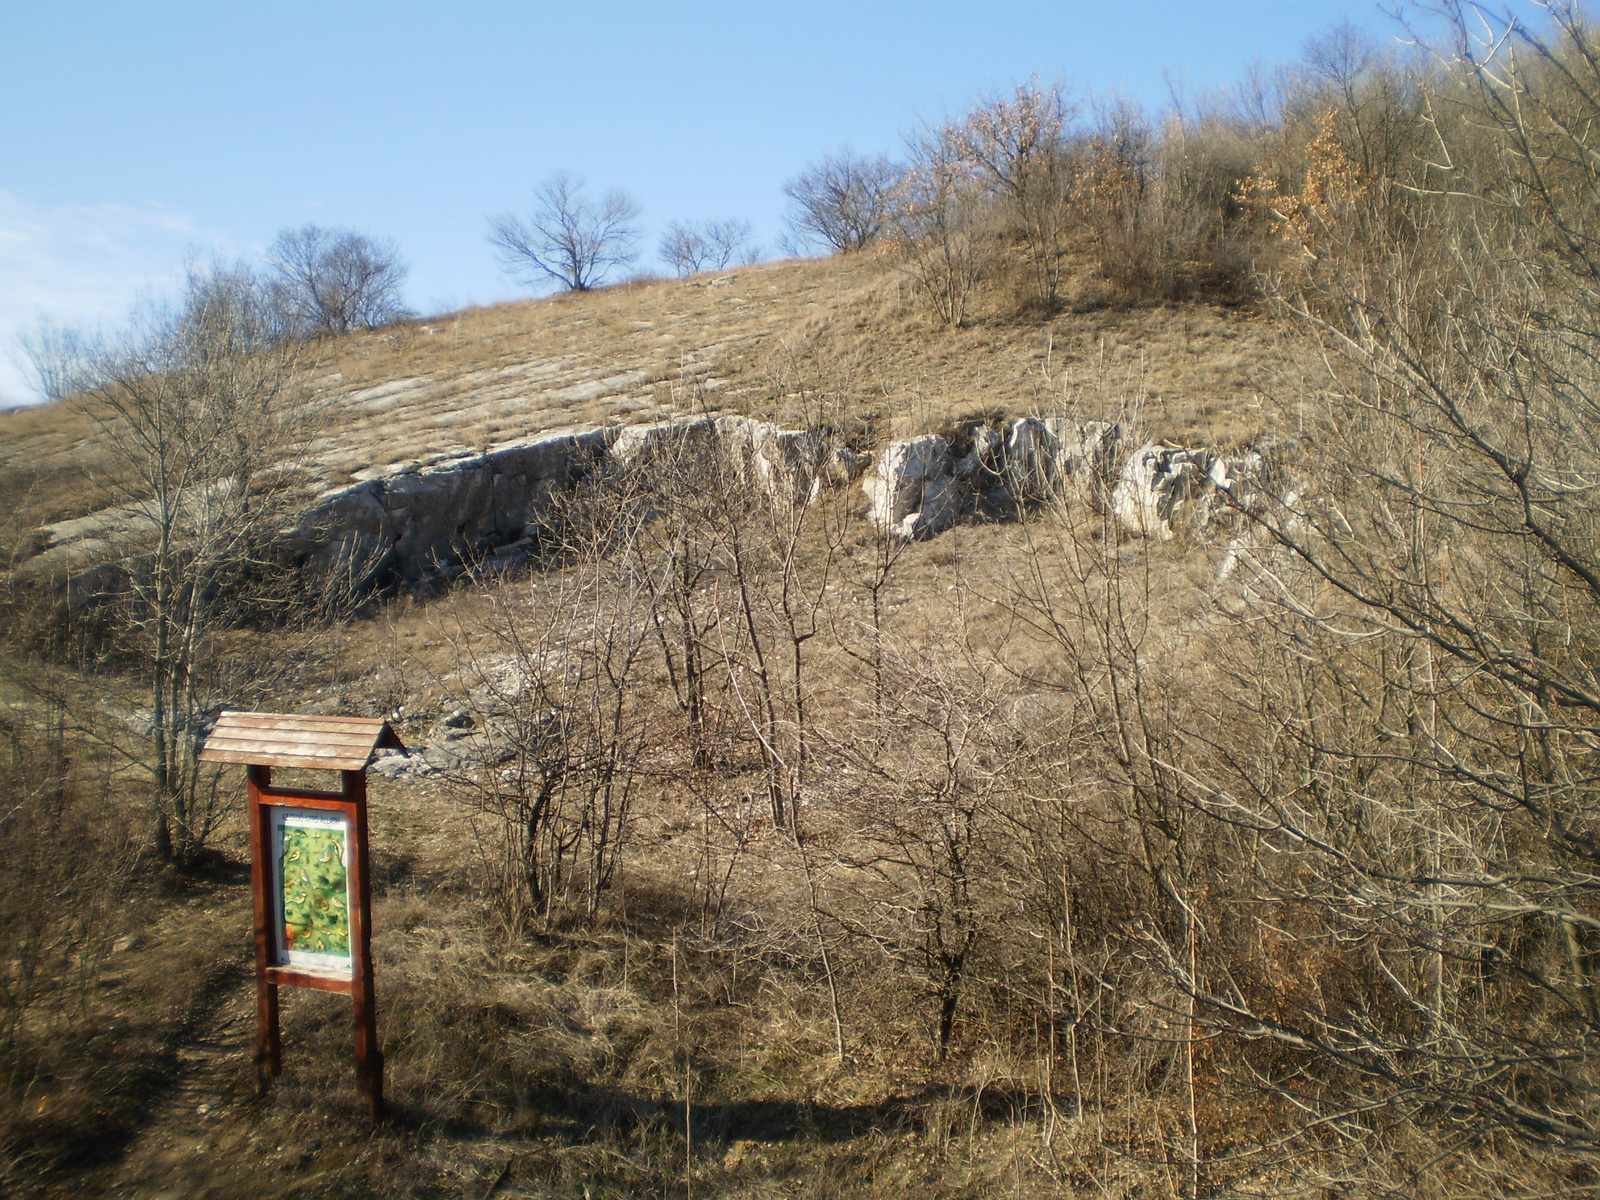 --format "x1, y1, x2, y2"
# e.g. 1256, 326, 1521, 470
13, 12, 1600, 1197
0, 251, 1278, 543
0, 249, 1293, 1200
